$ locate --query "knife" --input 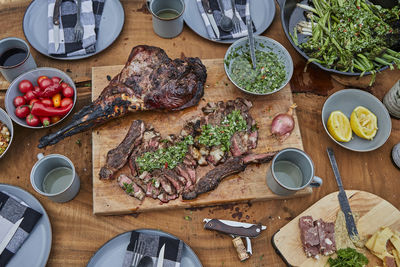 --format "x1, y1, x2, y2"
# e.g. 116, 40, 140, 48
53, 0, 62, 52
156, 243, 165, 267
201, 0, 220, 39
246, 17, 256, 69
326, 148, 360, 241
0, 217, 23, 254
